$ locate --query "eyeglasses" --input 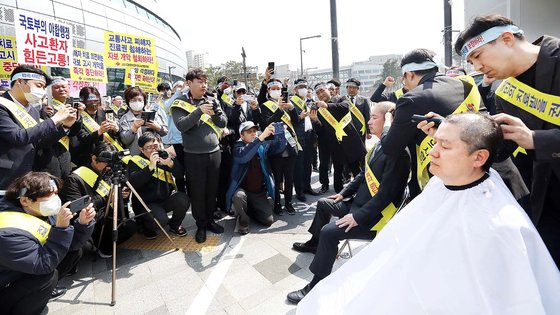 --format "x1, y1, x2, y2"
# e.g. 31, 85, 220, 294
142, 144, 159, 150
